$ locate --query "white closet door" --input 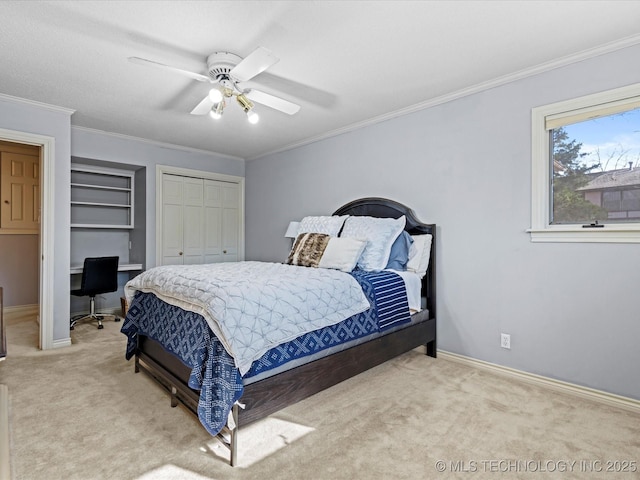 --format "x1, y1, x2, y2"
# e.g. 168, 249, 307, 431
161, 174, 185, 265
160, 171, 242, 267
221, 182, 239, 262
182, 177, 204, 265
203, 180, 222, 263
